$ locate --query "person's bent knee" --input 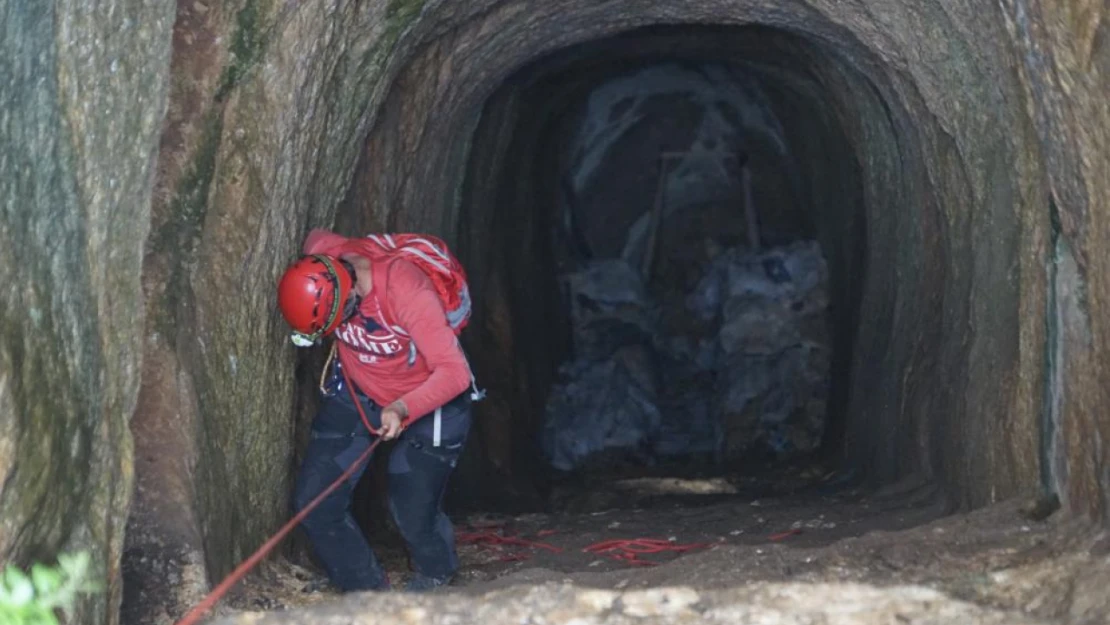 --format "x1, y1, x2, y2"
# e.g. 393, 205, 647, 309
293, 479, 319, 516
293, 483, 343, 531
